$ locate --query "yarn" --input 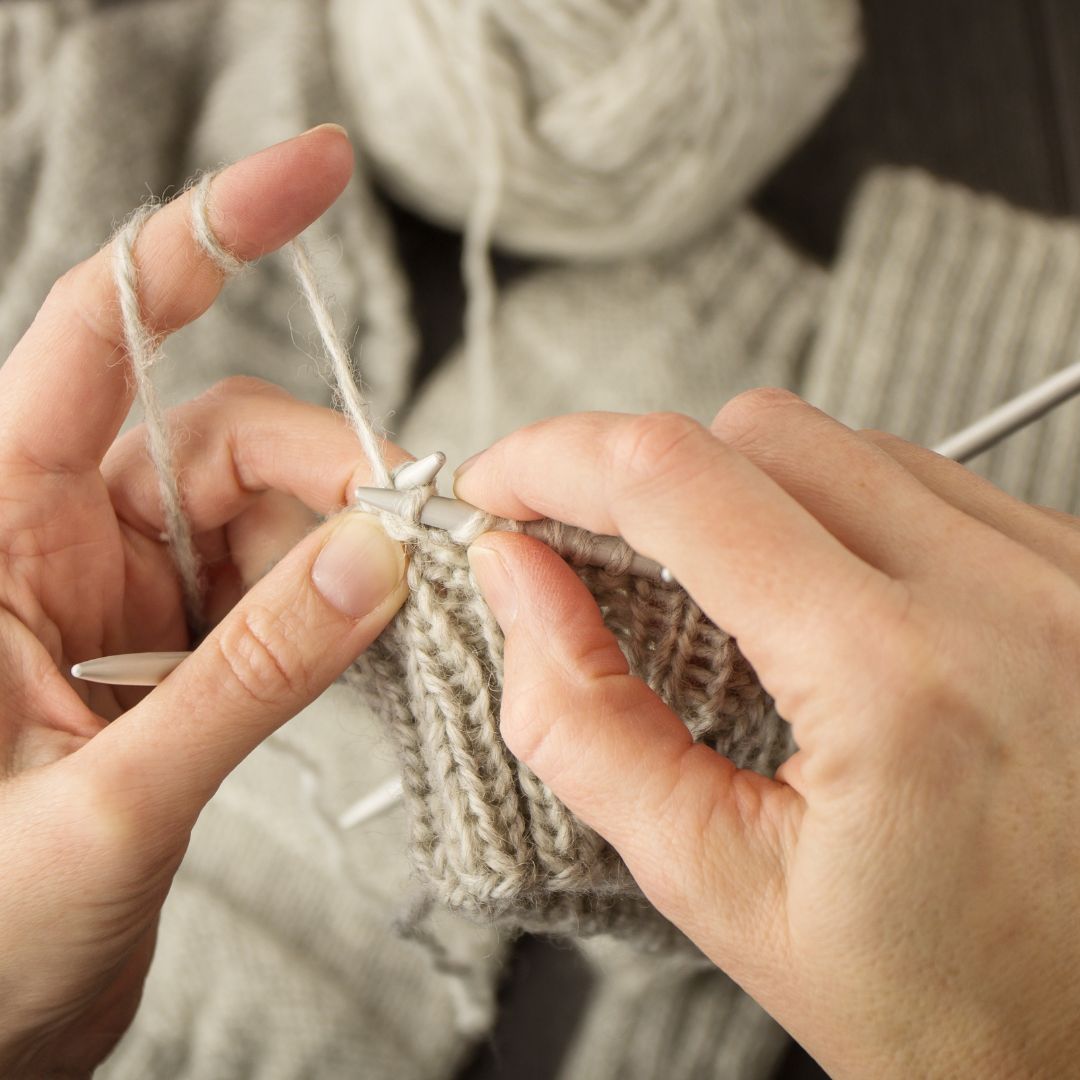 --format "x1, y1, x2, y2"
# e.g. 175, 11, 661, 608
116, 176, 791, 939
346, 543, 789, 936
328, 0, 861, 261
113, 202, 206, 626
329, 0, 860, 440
